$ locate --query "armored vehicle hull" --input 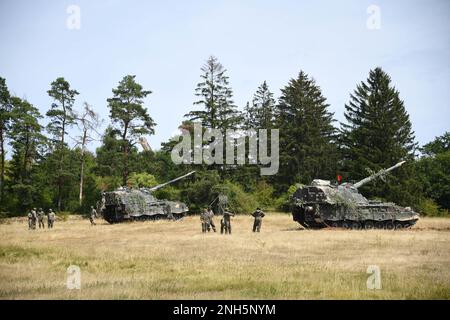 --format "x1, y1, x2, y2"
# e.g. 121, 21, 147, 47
291, 162, 419, 229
